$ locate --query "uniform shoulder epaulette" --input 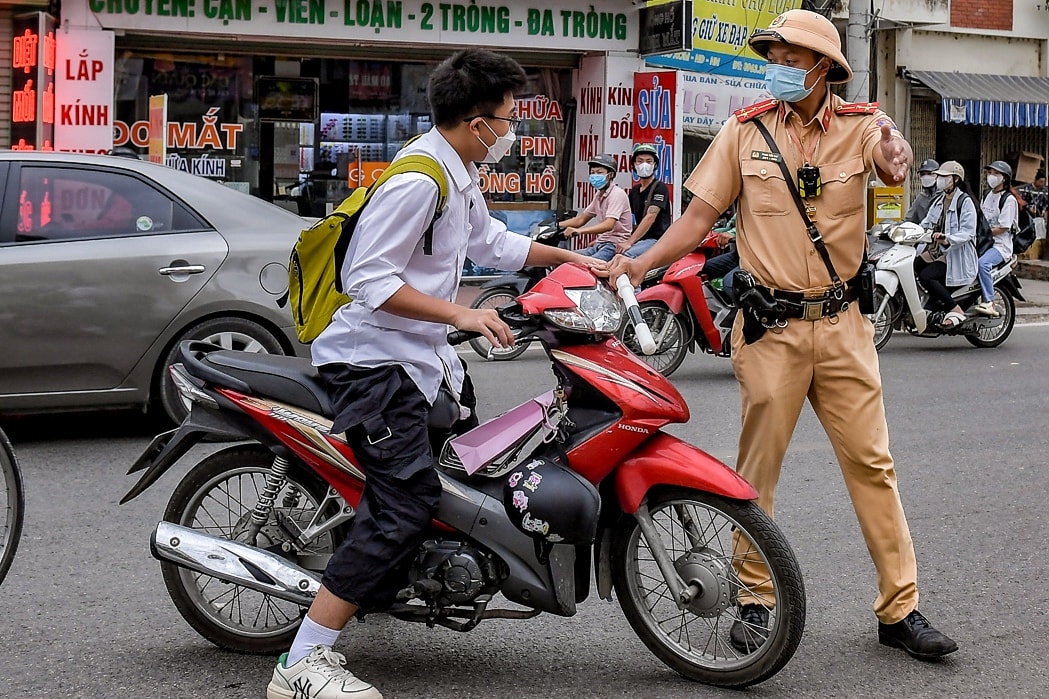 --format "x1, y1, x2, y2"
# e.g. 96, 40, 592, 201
734, 99, 779, 123
836, 101, 880, 115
